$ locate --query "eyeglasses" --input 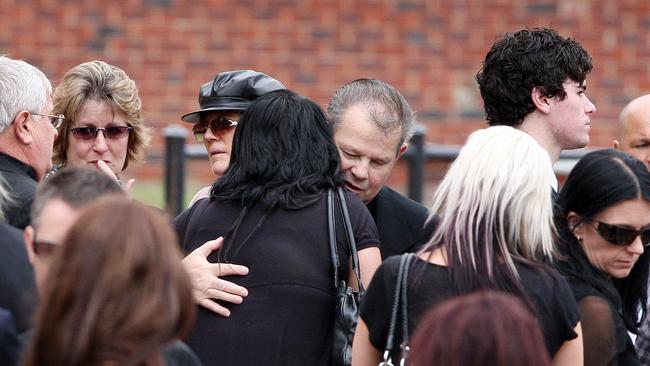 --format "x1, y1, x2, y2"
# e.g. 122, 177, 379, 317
69, 126, 132, 140
32, 239, 59, 257
32, 112, 65, 129
588, 220, 650, 247
192, 116, 238, 141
